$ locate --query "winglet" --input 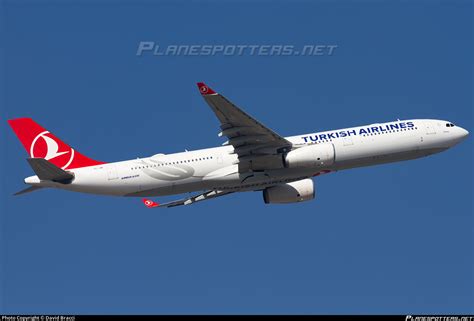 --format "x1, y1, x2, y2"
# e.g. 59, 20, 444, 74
197, 82, 217, 96
142, 198, 160, 208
